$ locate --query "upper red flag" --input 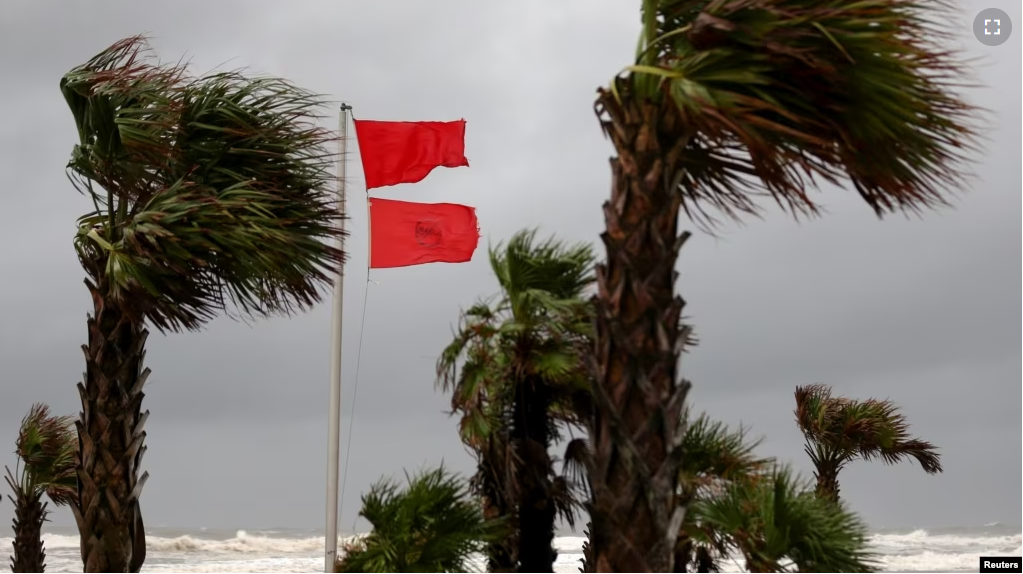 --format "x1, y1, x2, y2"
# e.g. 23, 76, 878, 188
369, 198, 480, 269
354, 119, 469, 189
